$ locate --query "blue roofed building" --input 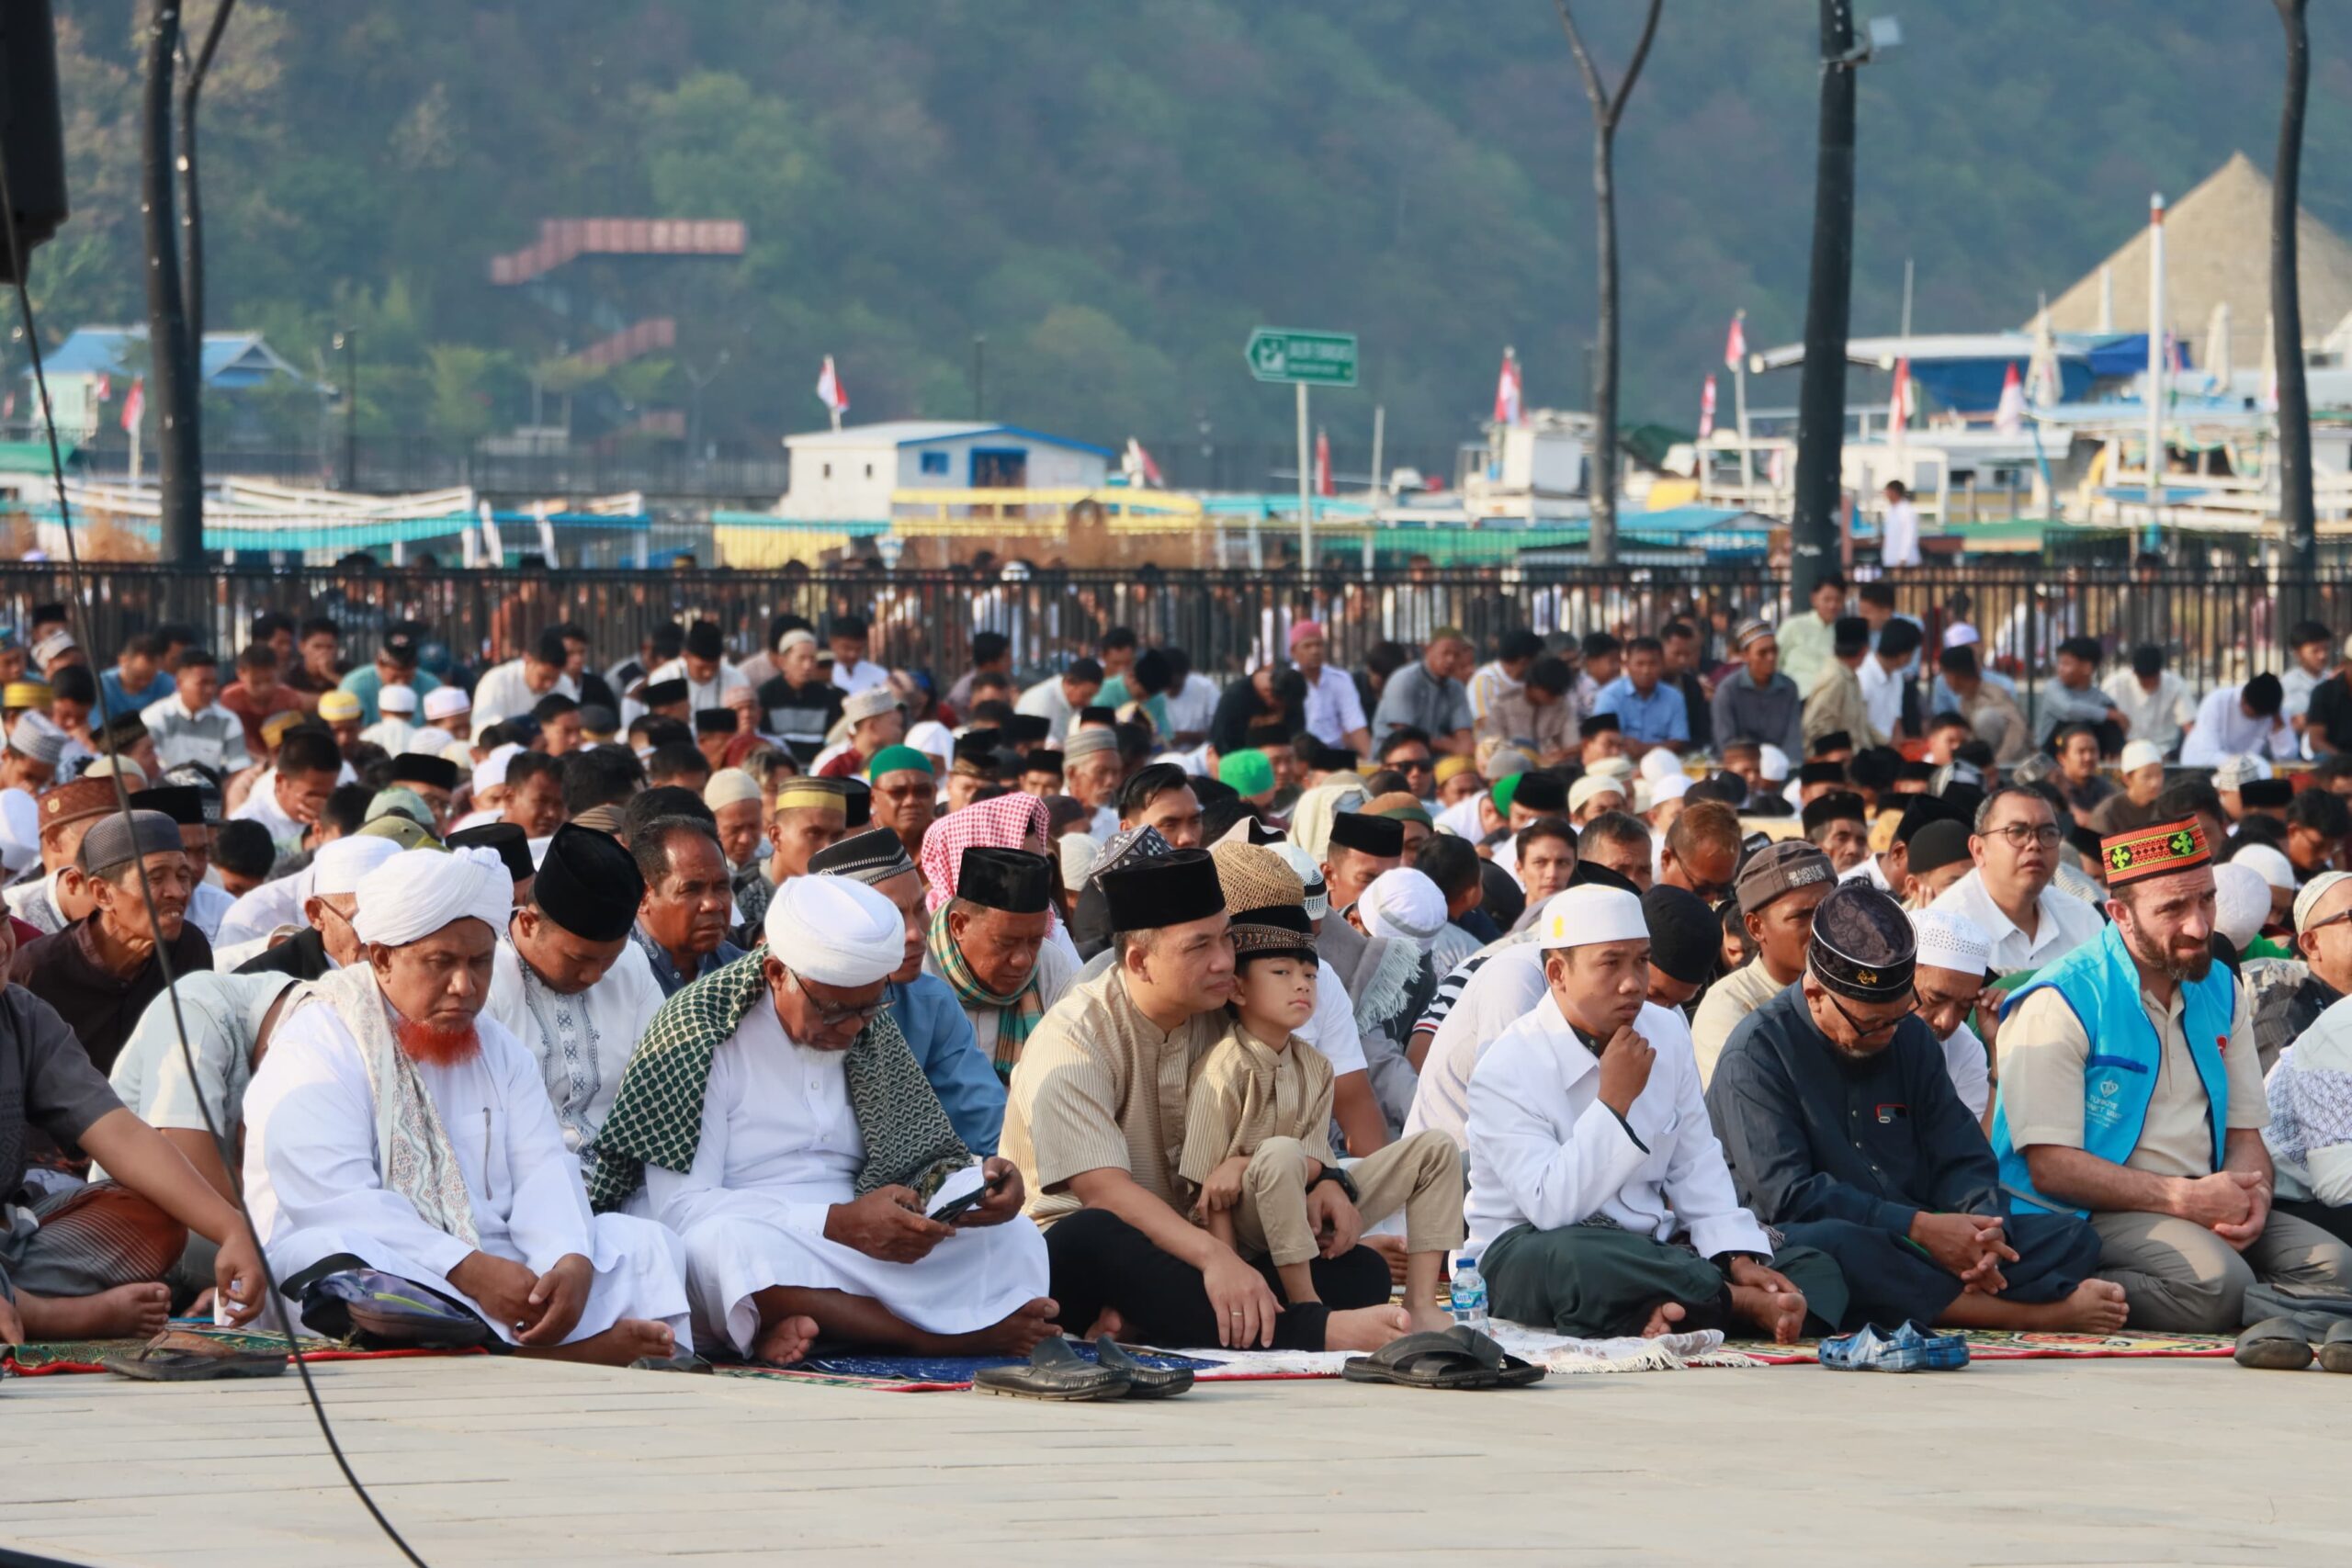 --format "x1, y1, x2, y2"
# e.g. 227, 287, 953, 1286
25, 326, 314, 439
